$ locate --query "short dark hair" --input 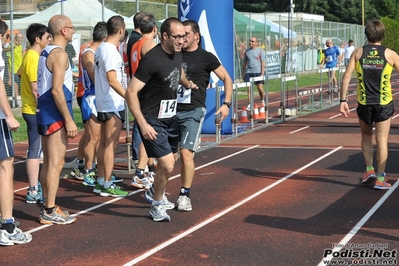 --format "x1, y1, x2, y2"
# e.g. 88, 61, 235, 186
92, 21, 107, 42
182, 20, 200, 35
160, 17, 181, 36
133, 11, 147, 29
0, 20, 8, 36
139, 14, 157, 34
365, 19, 385, 43
348, 39, 353, 43
107, 15, 125, 35
182, 19, 201, 46
26, 23, 49, 46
